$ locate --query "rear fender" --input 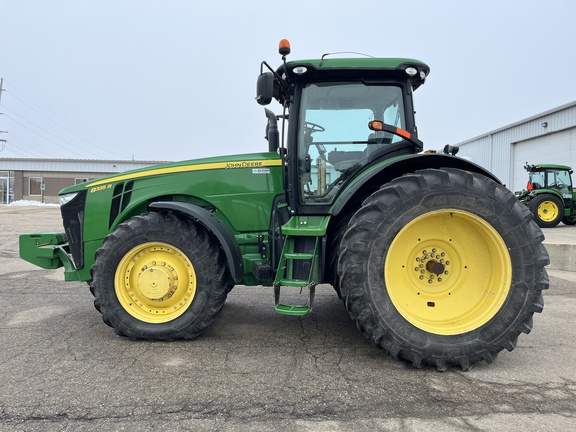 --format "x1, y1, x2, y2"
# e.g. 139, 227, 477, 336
148, 201, 243, 283
533, 189, 564, 200
331, 153, 501, 217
